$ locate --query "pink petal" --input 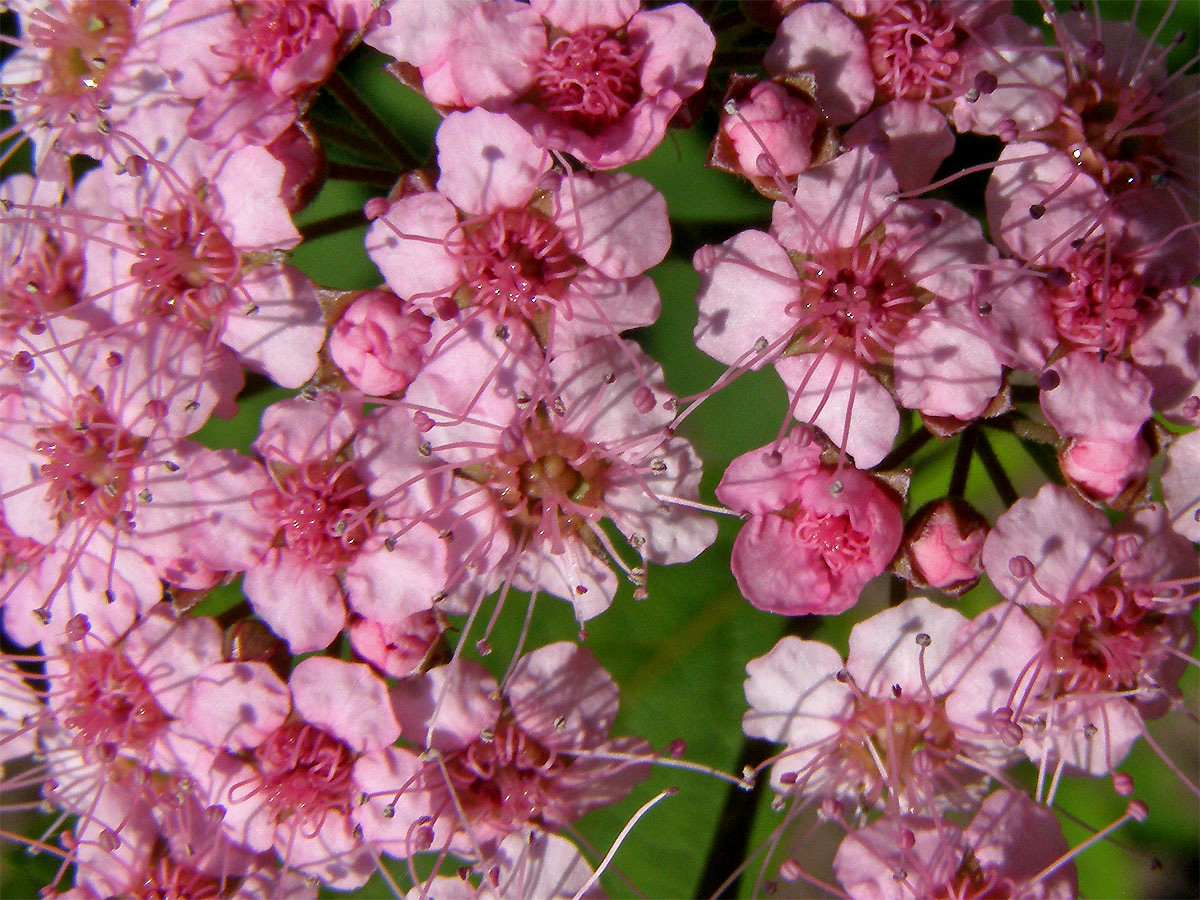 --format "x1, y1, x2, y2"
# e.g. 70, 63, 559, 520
765, 4, 874, 125
693, 229, 799, 368
343, 529, 448, 625
365, 191, 463, 303
771, 147, 898, 254
743, 636, 851, 747
774, 353, 899, 468
183, 662, 291, 751
981, 485, 1111, 607
290, 657, 400, 752
551, 172, 669, 278
437, 109, 550, 215
508, 643, 618, 750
